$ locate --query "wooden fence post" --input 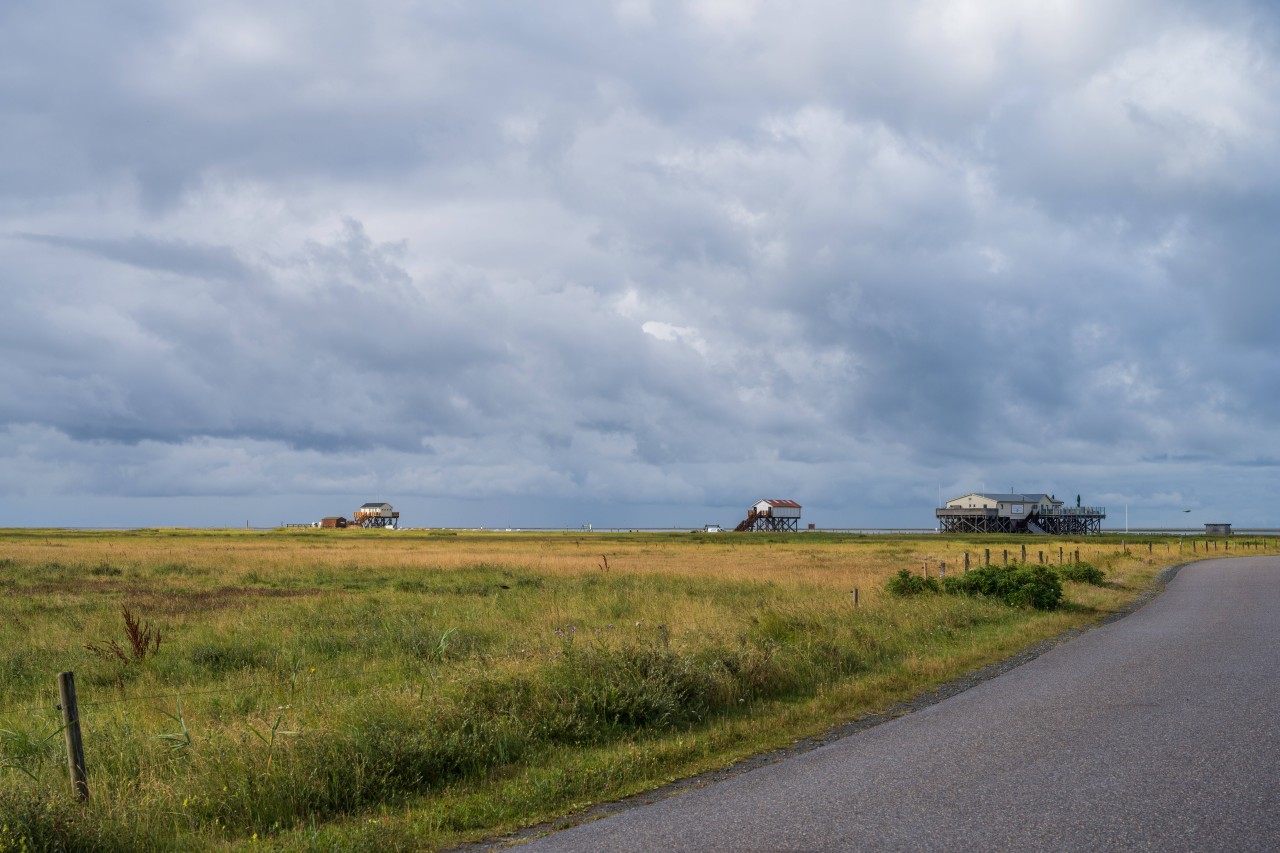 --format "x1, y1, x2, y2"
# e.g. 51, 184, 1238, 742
964, 552, 970, 572
1059, 547, 1063, 564
1021, 544, 1026, 562
984, 548, 990, 566
1002, 549, 1008, 565
57, 671, 89, 802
